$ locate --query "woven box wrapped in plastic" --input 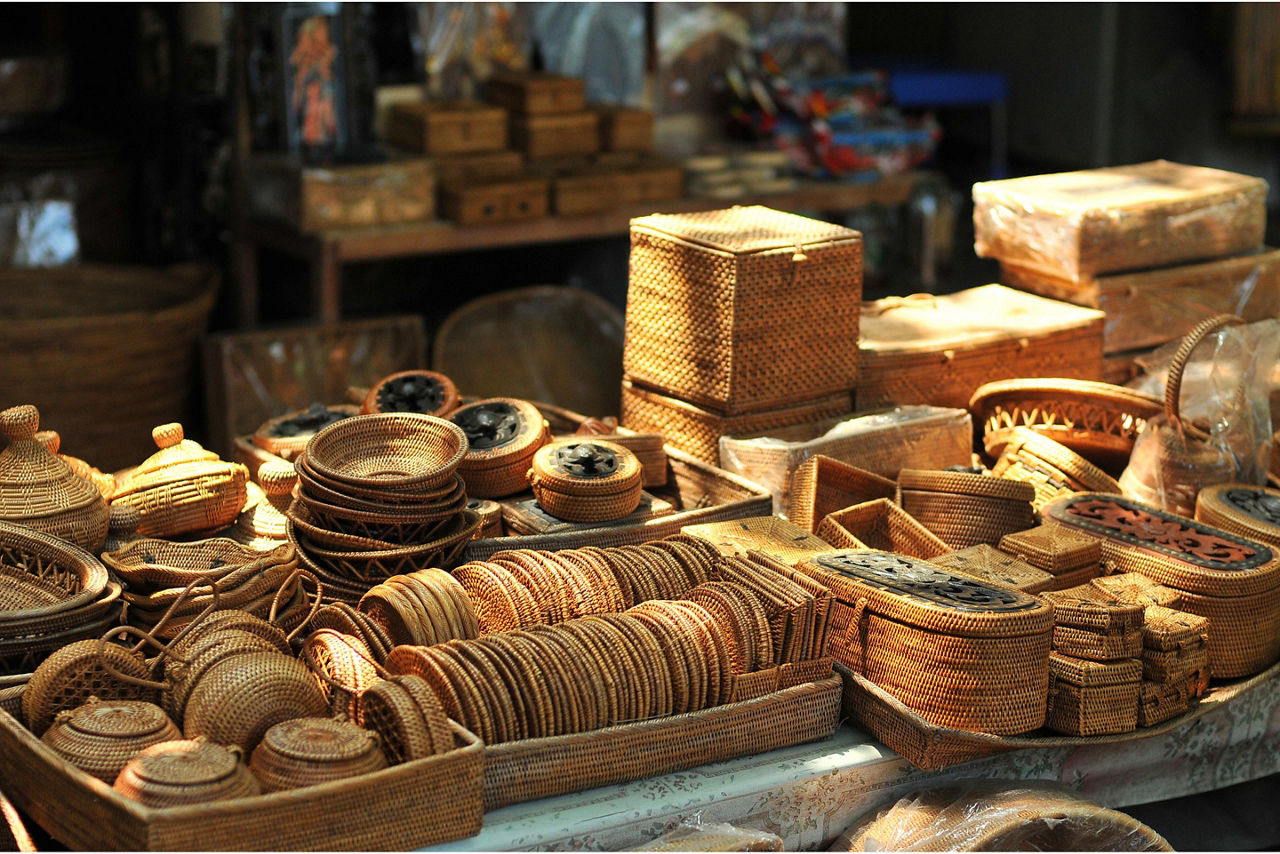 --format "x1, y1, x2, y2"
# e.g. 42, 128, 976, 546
973, 160, 1267, 281
624, 205, 862, 414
